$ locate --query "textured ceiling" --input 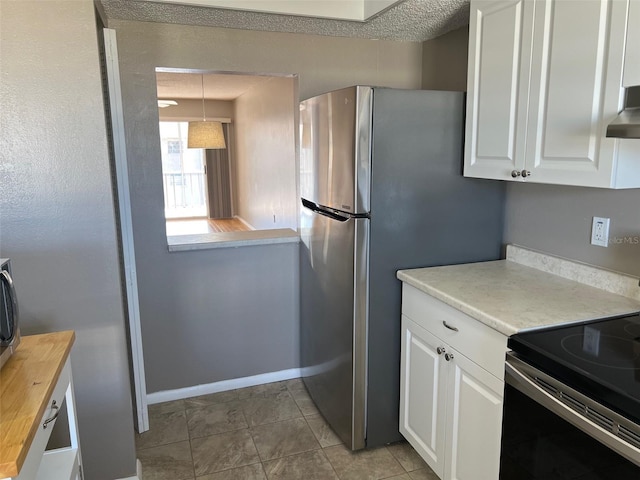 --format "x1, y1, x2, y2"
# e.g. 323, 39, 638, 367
100, 0, 470, 42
